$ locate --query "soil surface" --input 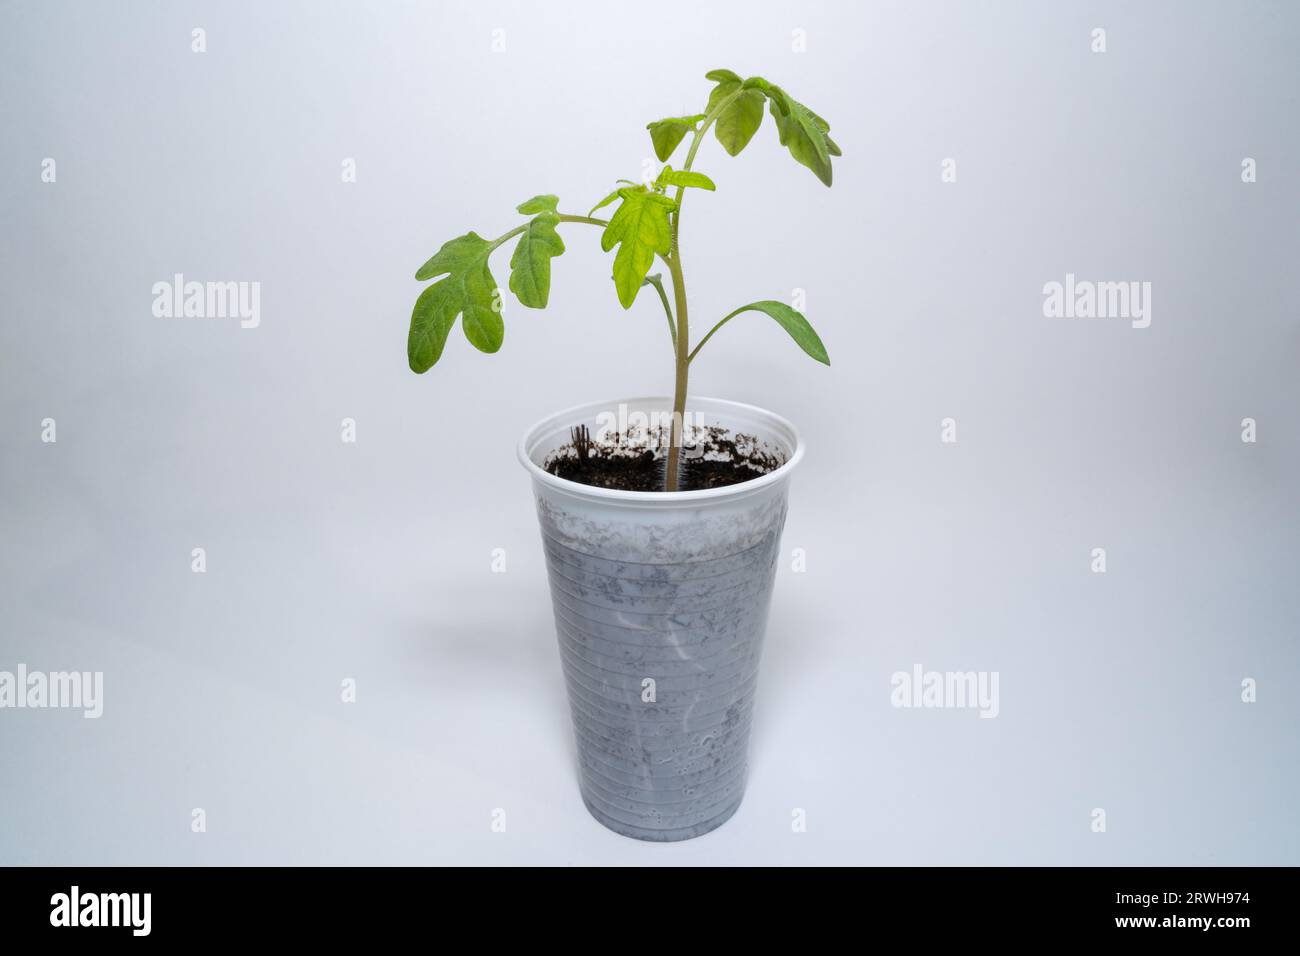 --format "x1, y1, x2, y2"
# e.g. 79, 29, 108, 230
544, 425, 784, 492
